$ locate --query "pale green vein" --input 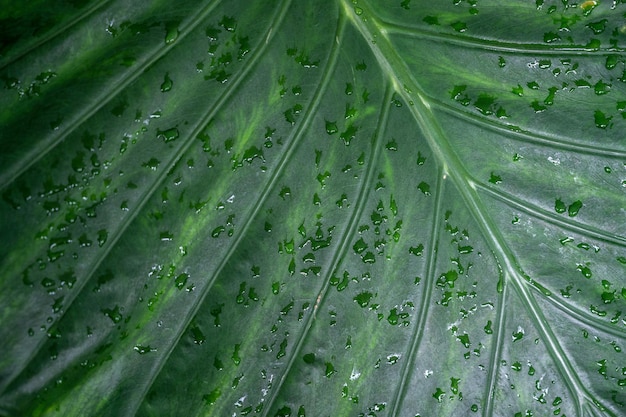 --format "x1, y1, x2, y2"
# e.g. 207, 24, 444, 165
509, 278, 618, 416
255, 15, 376, 417
477, 182, 626, 339
342, 0, 613, 414
431, 100, 626, 159
484, 255, 508, 417
540, 289, 626, 340
383, 21, 626, 55
0, 0, 113, 70
0, 0, 223, 190
476, 183, 626, 248
134, 4, 347, 417
389, 165, 444, 415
